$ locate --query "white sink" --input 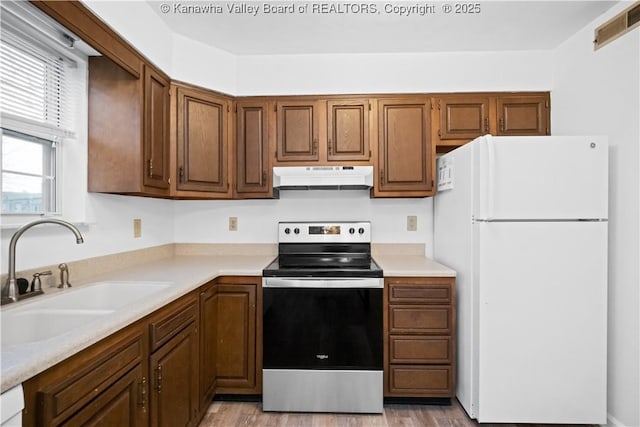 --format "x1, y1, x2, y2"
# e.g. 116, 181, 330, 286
1, 281, 171, 346
43, 281, 171, 311
1, 308, 112, 345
